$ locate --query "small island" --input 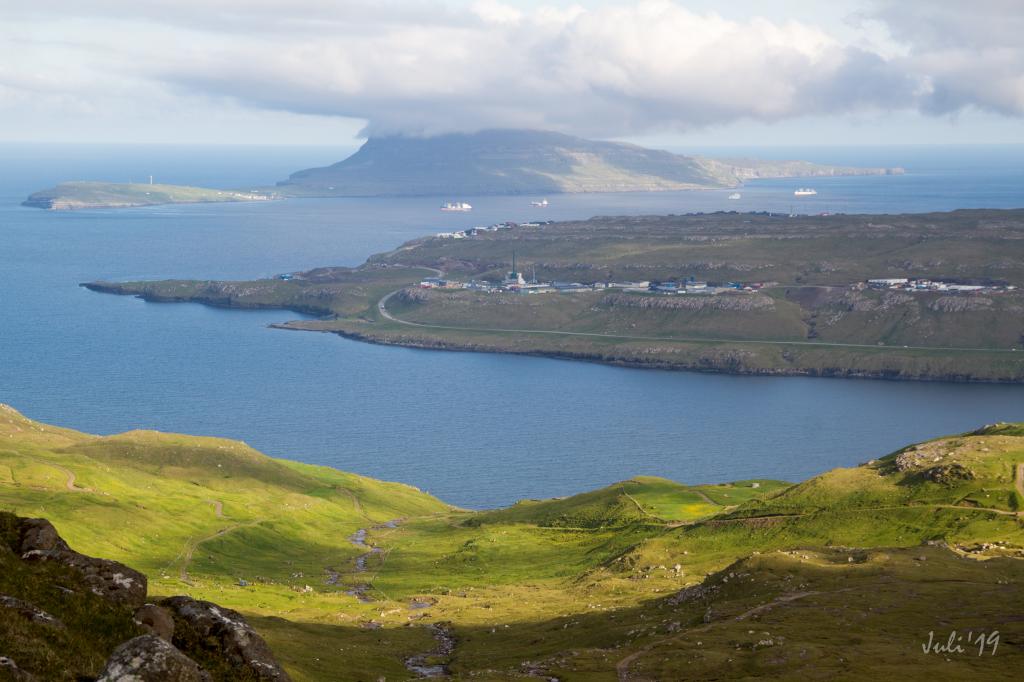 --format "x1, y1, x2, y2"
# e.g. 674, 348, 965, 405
22, 181, 276, 210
